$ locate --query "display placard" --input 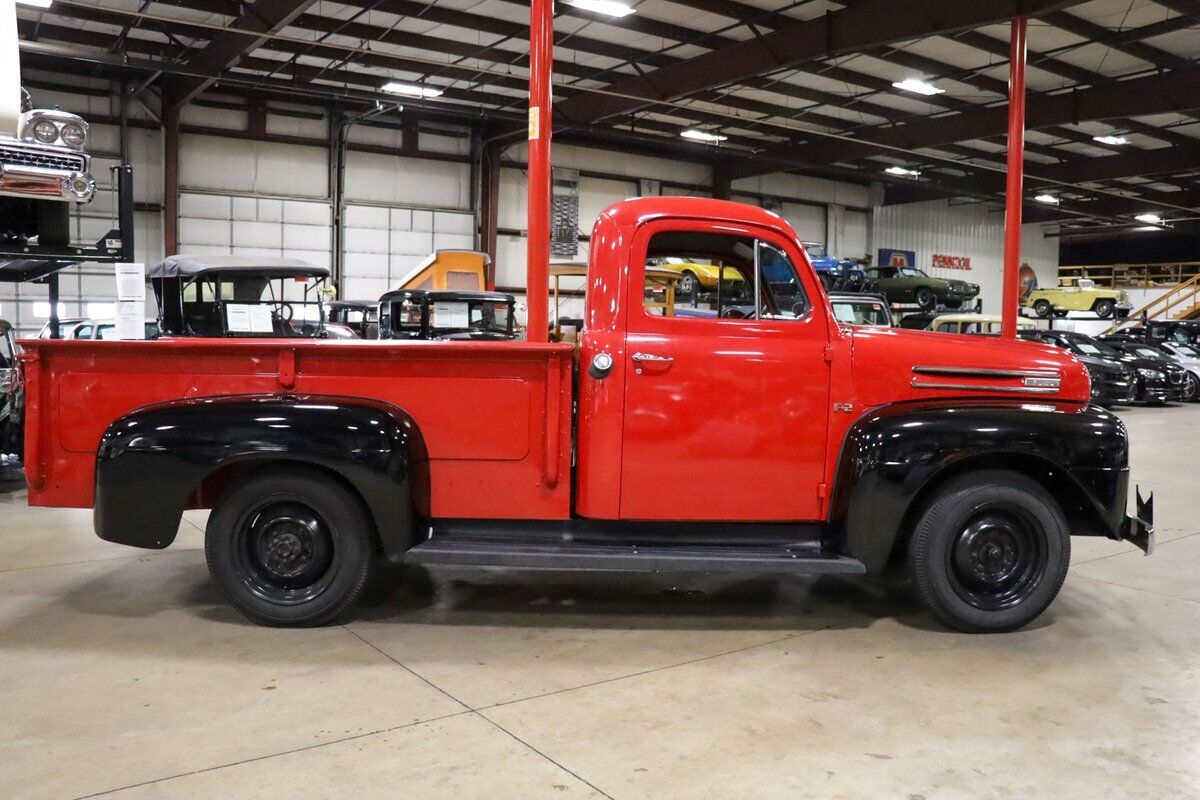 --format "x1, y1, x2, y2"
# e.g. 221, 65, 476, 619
226, 304, 274, 333
113, 263, 146, 339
